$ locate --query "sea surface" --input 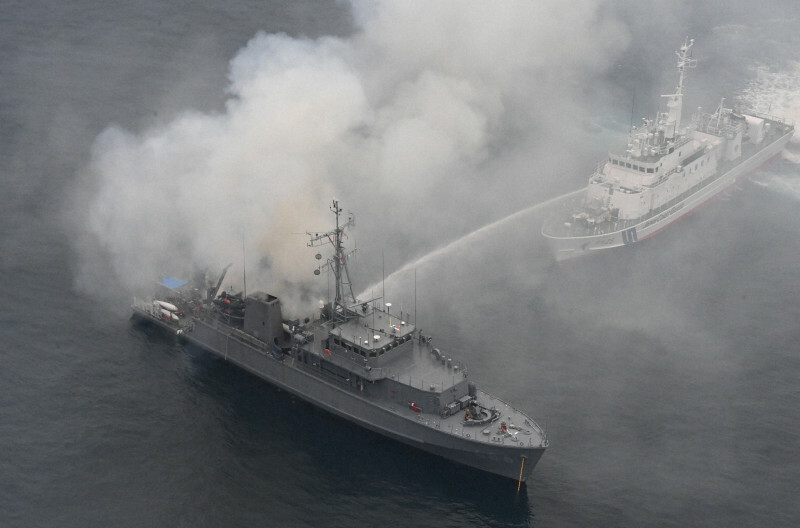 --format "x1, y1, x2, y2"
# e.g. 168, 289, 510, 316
2, 2, 800, 527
